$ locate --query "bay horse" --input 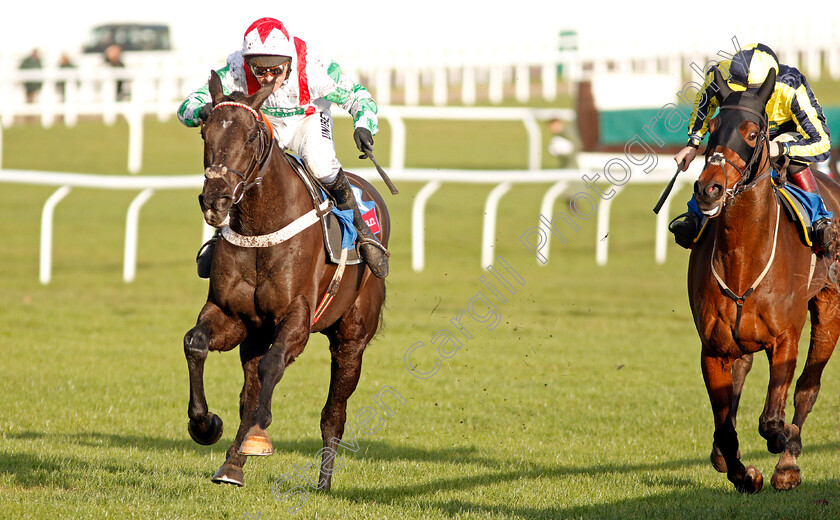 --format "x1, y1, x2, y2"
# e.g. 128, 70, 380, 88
688, 66, 840, 493
183, 71, 390, 489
